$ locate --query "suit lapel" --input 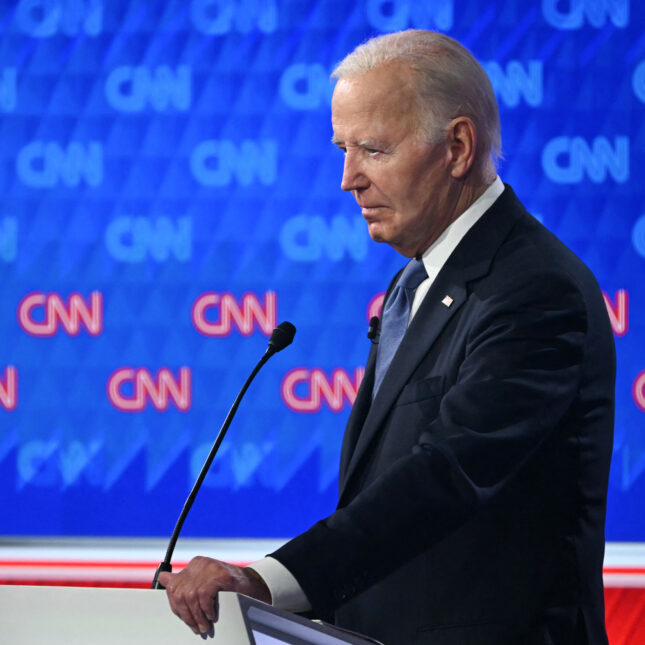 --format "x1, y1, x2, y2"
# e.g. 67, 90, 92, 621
338, 277, 468, 501
338, 185, 525, 502
338, 342, 377, 487
338, 270, 404, 487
